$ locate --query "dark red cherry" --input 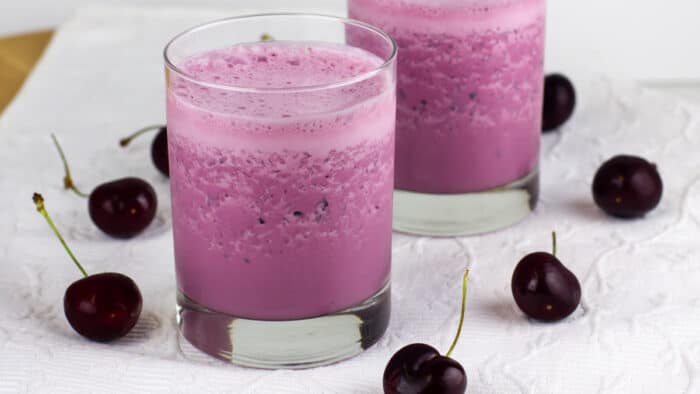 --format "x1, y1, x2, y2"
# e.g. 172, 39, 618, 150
383, 271, 470, 394
418, 356, 467, 394
592, 155, 662, 218
150, 127, 169, 177
384, 343, 440, 392
511, 233, 581, 322
33, 193, 143, 342
51, 135, 158, 238
120, 125, 169, 177
88, 177, 157, 238
64, 272, 143, 342
542, 73, 576, 132
383, 344, 467, 394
